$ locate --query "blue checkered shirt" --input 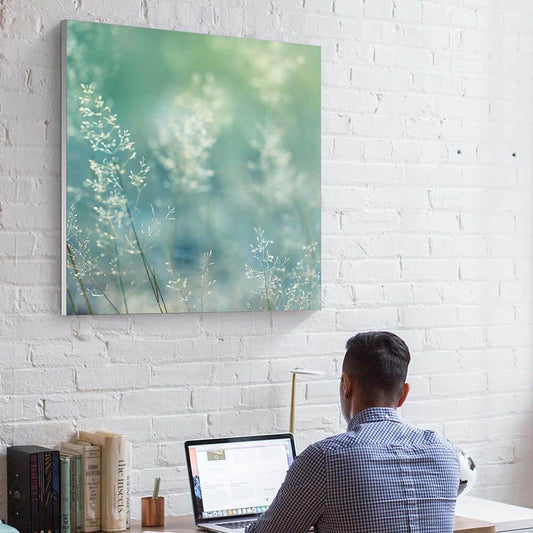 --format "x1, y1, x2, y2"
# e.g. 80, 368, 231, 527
245, 407, 460, 533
